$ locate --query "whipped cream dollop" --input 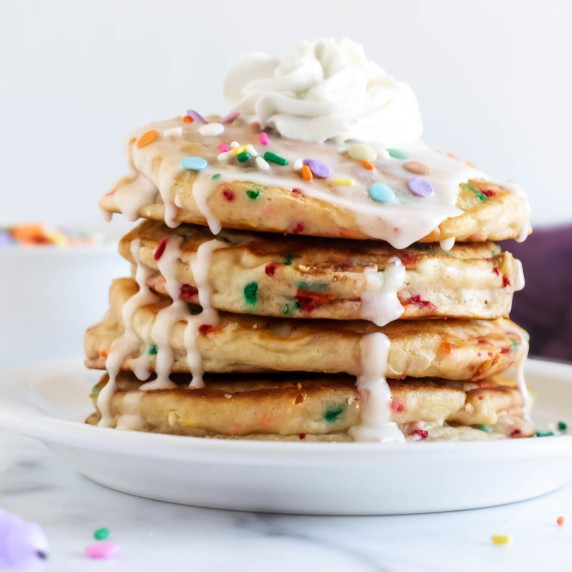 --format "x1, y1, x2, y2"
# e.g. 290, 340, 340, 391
223, 38, 423, 147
